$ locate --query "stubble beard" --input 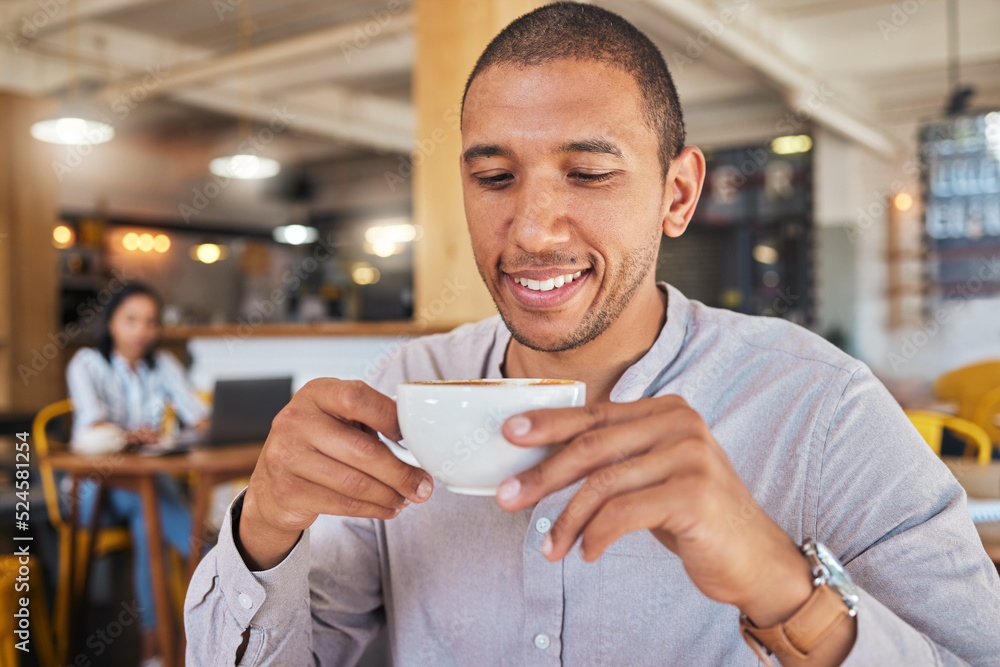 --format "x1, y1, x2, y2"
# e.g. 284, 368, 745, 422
479, 239, 661, 353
